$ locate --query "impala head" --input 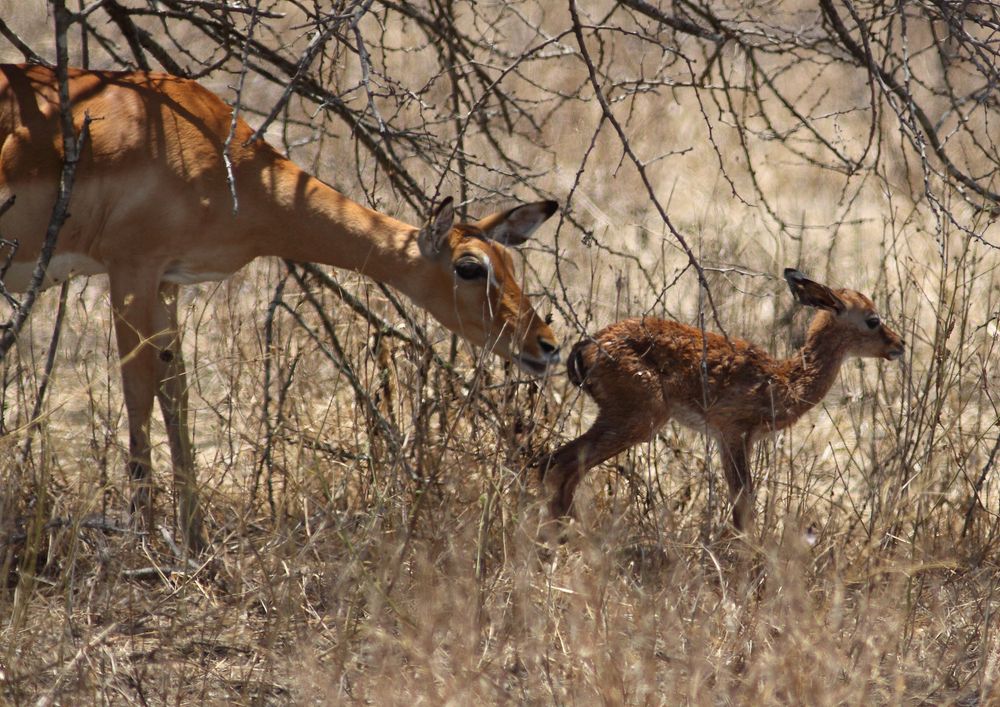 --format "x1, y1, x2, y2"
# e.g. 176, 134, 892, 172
784, 269, 905, 361
416, 198, 561, 375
